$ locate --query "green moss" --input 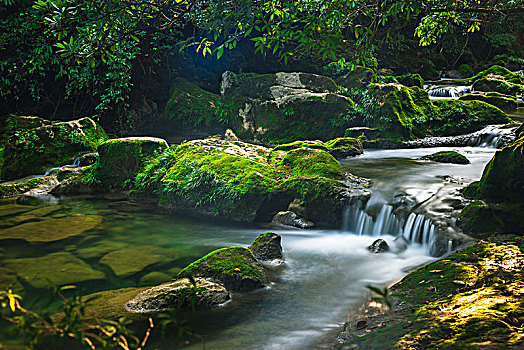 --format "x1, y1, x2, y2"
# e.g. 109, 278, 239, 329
273, 140, 328, 152
459, 92, 518, 111
458, 201, 504, 235
473, 77, 524, 96
0, 176, 50, 198
420, 151, 470, 164
464, 65, 524, 85
178, 246, 266, 291
324, 137, 363, 158
97, 137, 169, 189
133, 138, 358, 224
396, 73, 424, 88
0, 117, 107, 180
